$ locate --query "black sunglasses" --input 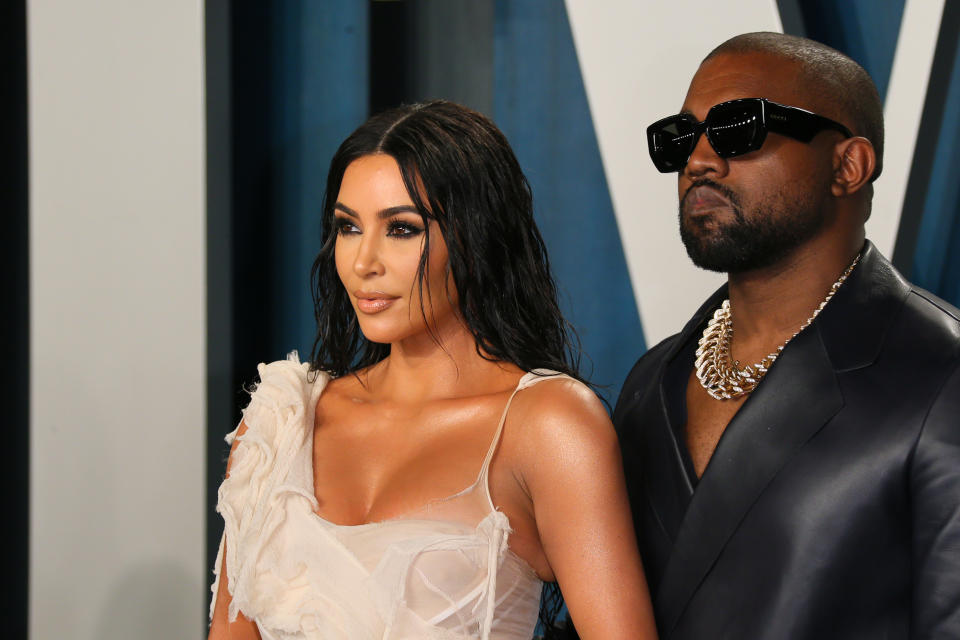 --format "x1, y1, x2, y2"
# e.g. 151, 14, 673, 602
646, 98, 853, 173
